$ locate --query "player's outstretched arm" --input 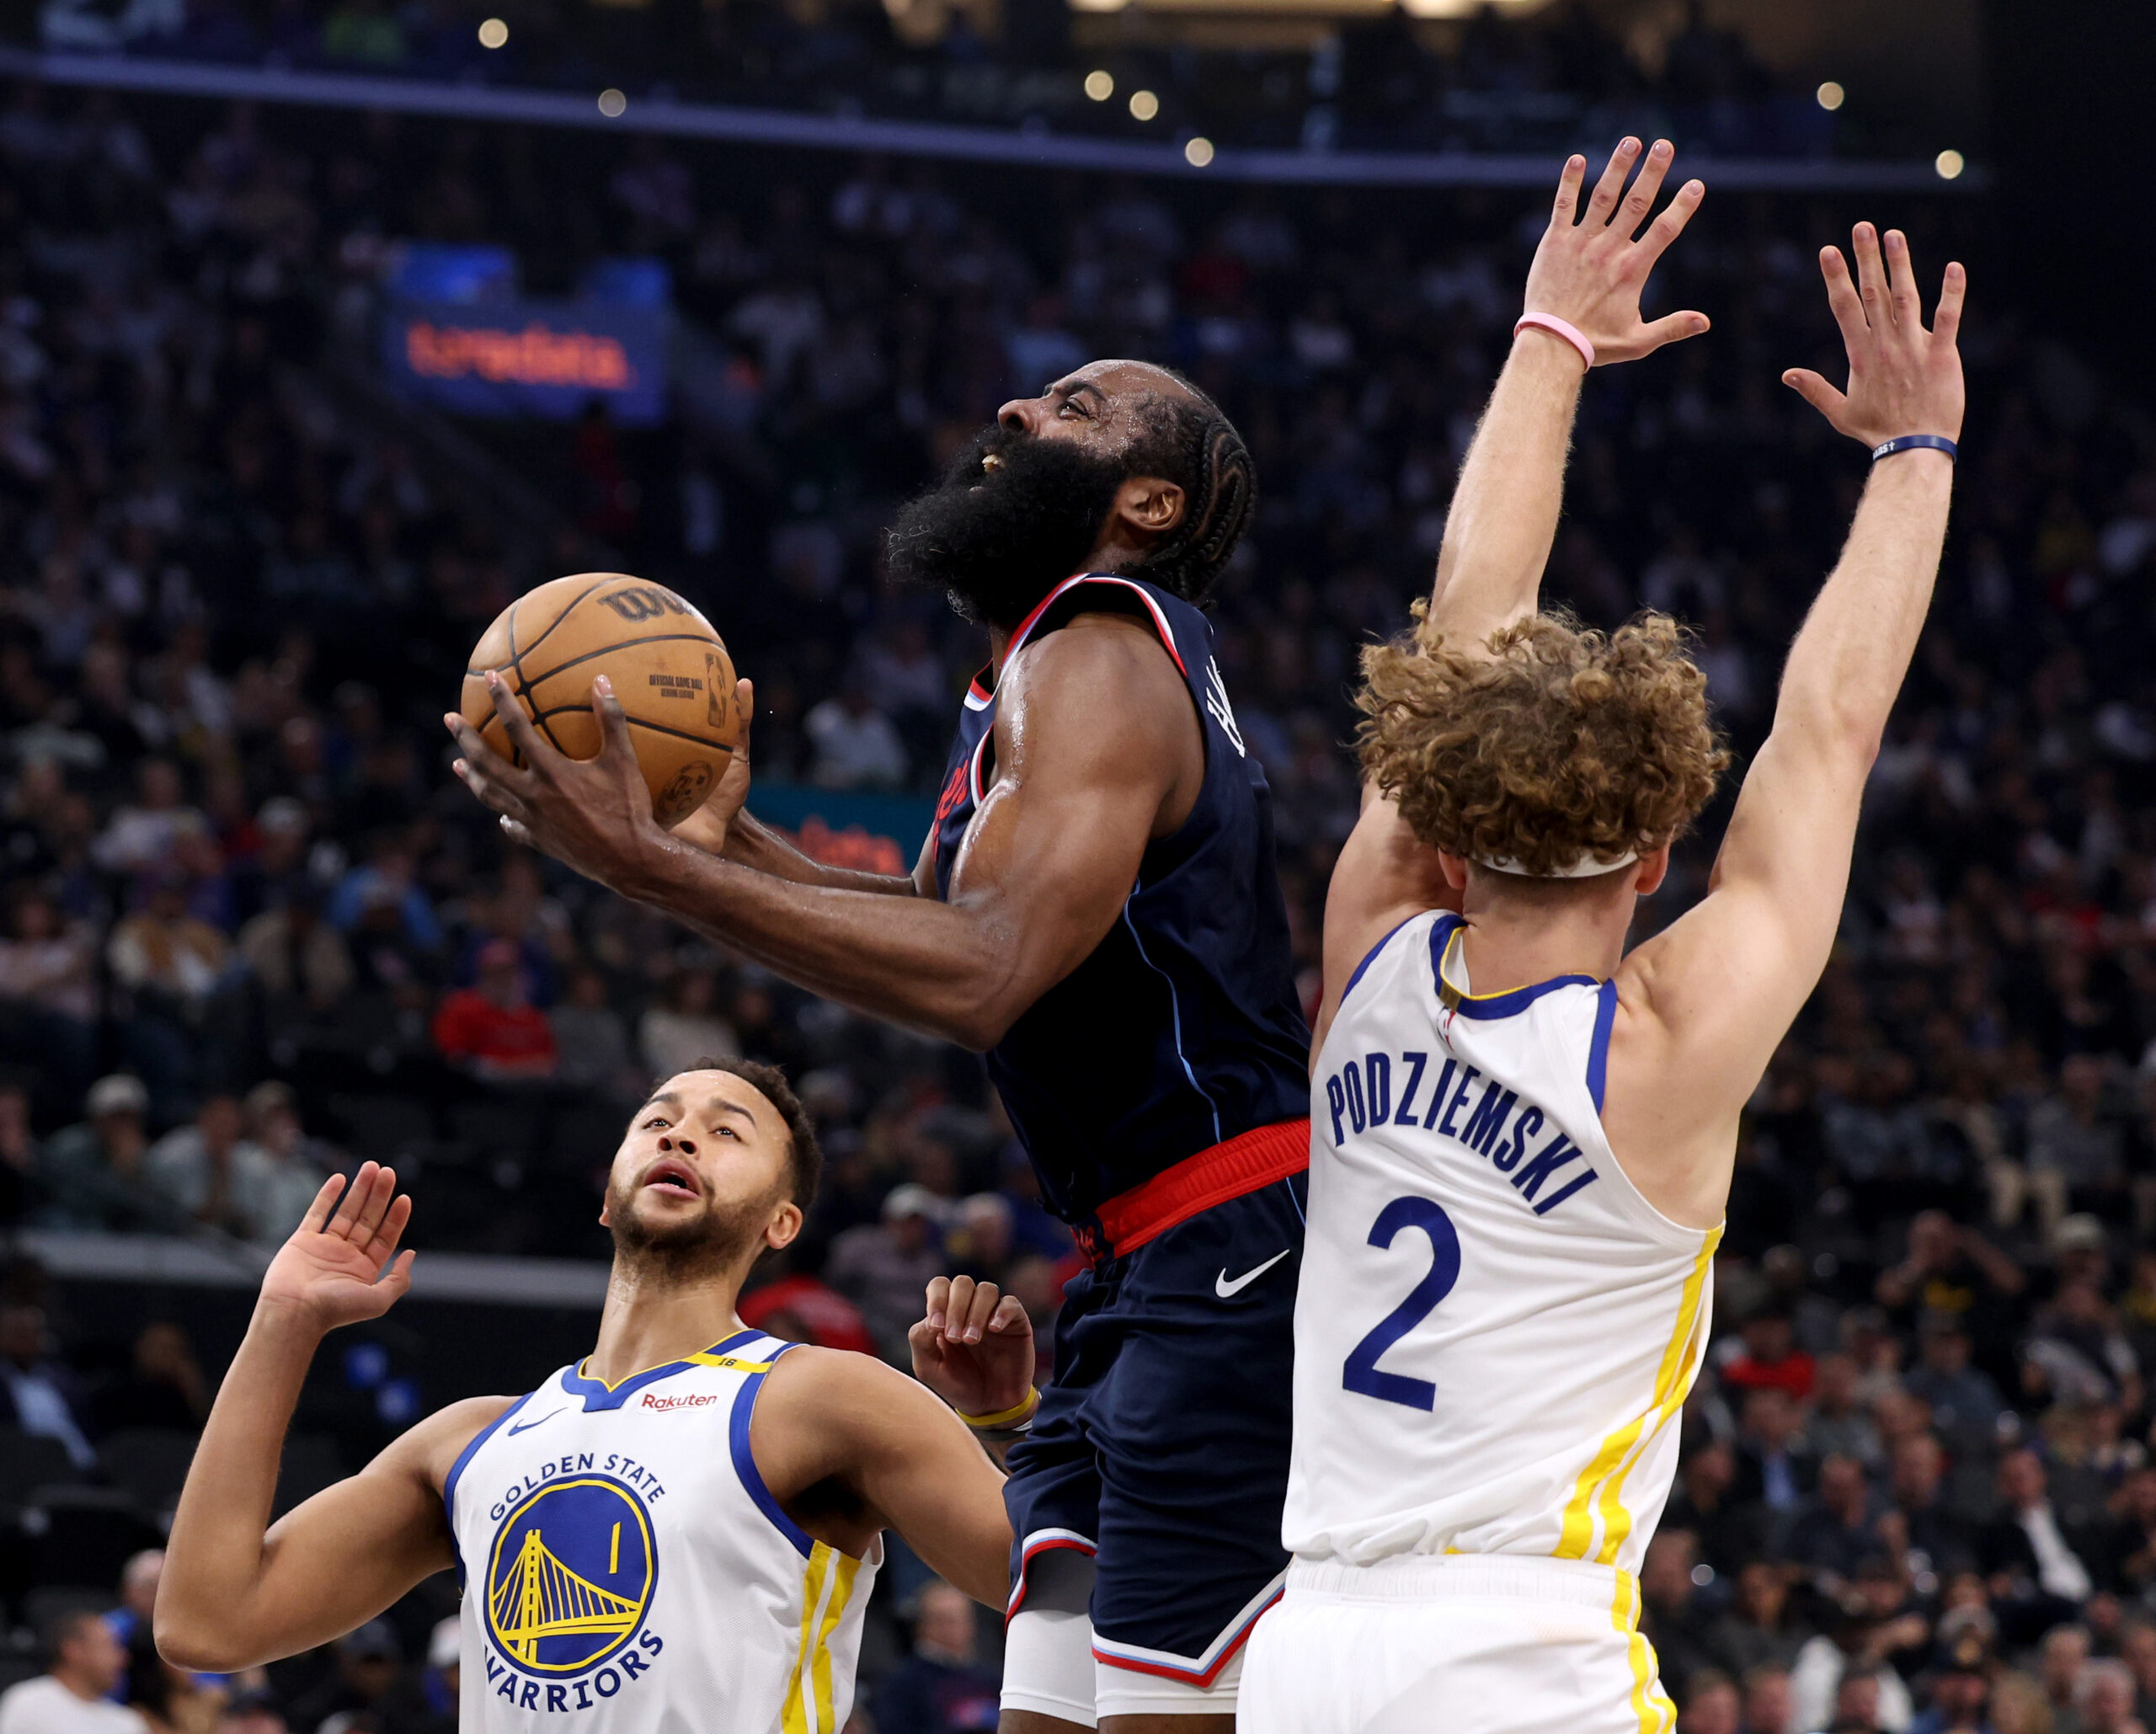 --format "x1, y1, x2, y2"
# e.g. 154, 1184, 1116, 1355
1315, 140, 1708, 1055
1605, 225, 1965, 1226
446, 614, 1187, 1050
158, 1166, 501, 1671
753, 1338, 1023, 1609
